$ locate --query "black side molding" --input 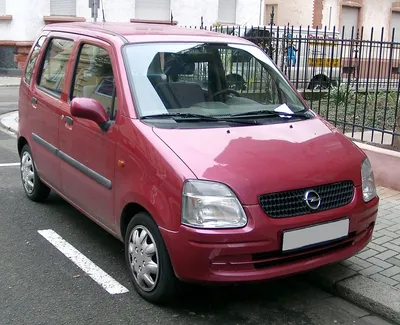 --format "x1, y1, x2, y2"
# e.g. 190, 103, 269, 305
32, 133, 112, 190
